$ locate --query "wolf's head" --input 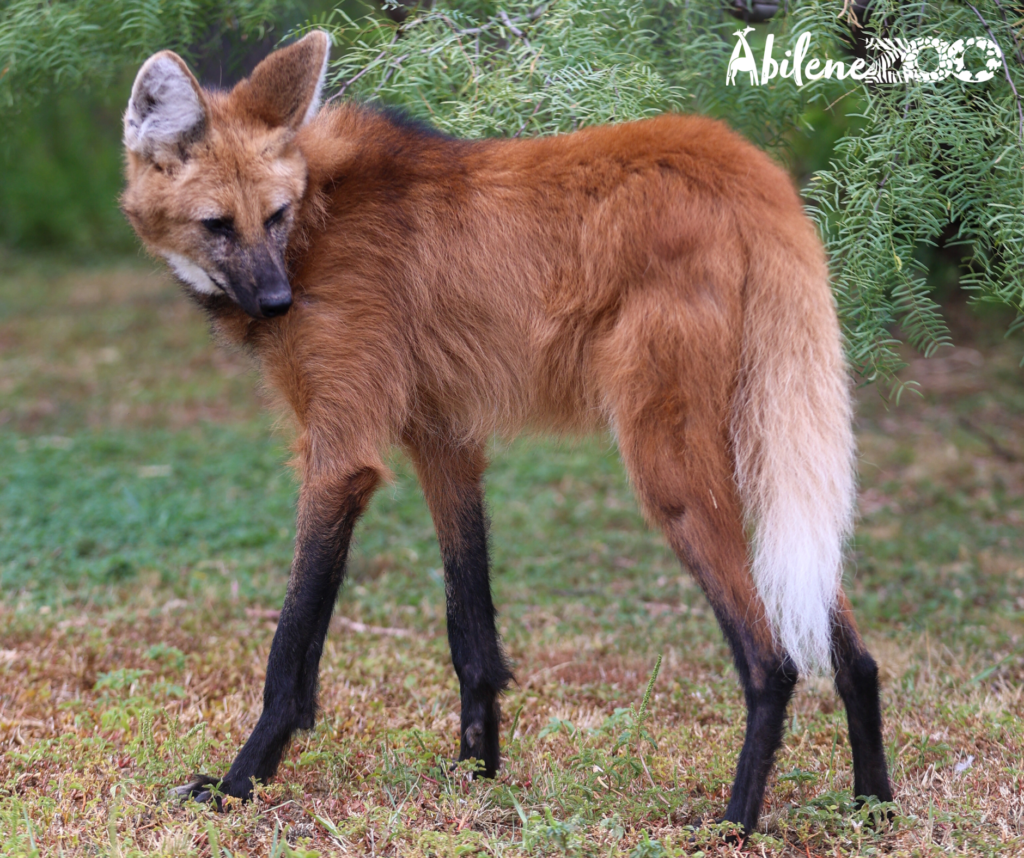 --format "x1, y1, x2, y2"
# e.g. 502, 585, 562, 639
122, 31, 330, 319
